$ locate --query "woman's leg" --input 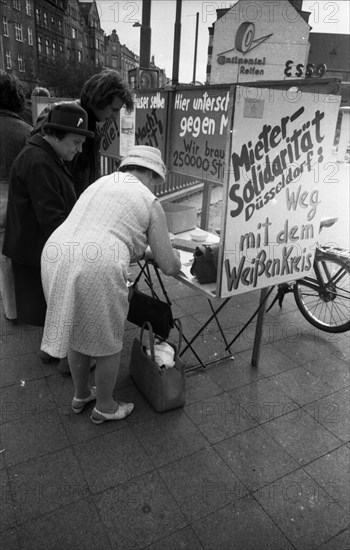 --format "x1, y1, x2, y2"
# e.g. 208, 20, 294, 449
67, 349, 91, 399
94, 352, 121, 412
